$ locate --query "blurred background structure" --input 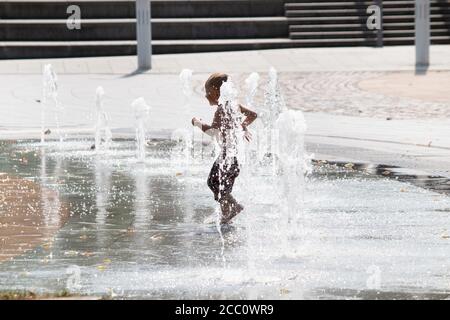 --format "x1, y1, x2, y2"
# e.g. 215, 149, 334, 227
0, 0, 448, 59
